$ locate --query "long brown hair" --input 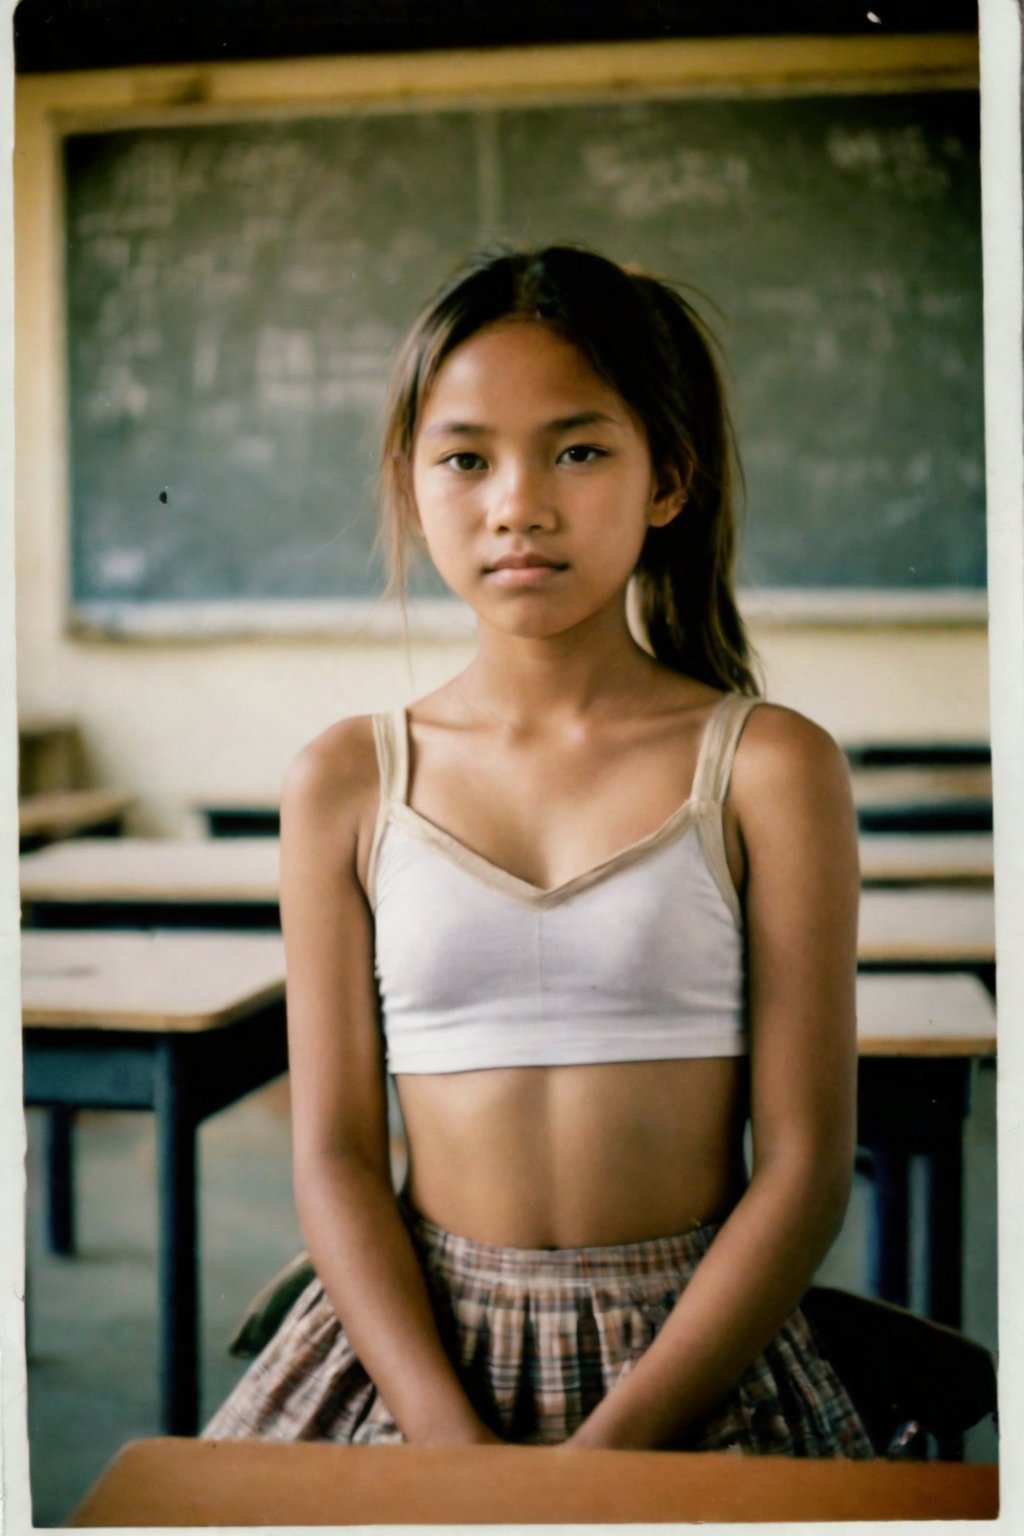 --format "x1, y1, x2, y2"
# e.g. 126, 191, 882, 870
378, 244, 760, 696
